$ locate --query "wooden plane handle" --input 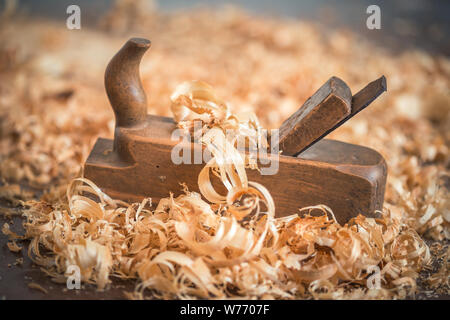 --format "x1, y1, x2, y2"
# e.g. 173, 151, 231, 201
105, 37, 151, 128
